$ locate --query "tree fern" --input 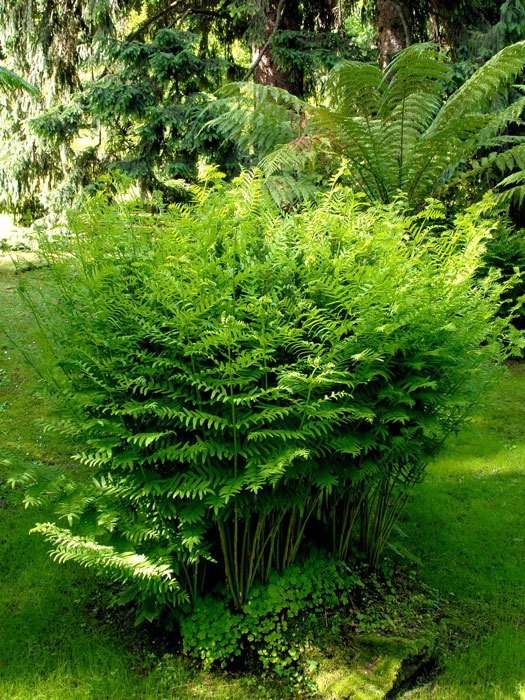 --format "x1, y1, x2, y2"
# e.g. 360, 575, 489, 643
211, 41, 525, 209
316, 41, 525, 207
